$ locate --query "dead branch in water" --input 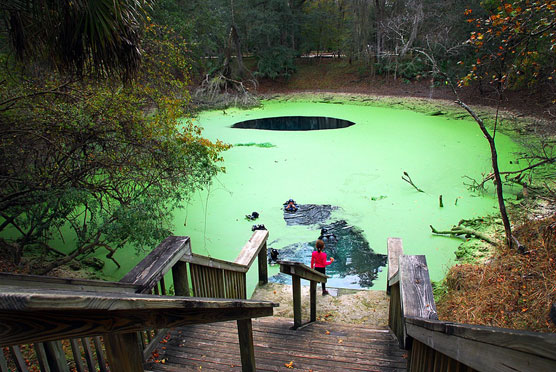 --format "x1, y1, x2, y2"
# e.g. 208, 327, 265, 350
402, 171, 425, 193
430, 223, 498, 245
